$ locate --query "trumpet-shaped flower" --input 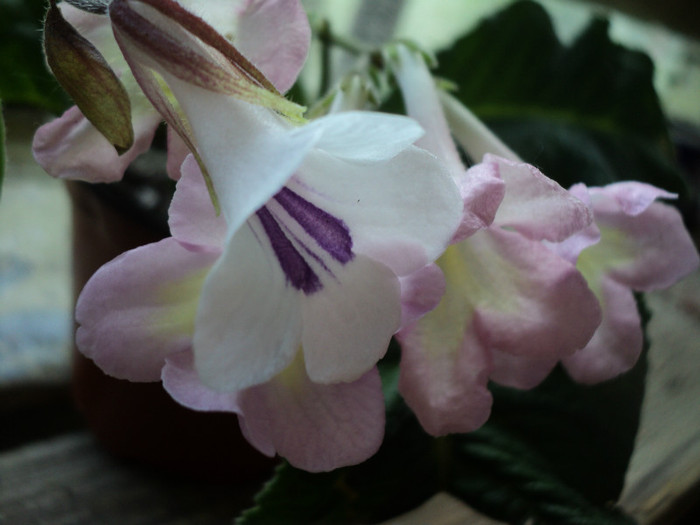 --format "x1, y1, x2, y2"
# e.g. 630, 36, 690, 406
32, 0, 310, 182
548, 182, 699, 384
391, 46, 602, 436
75, 1, 463, 471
